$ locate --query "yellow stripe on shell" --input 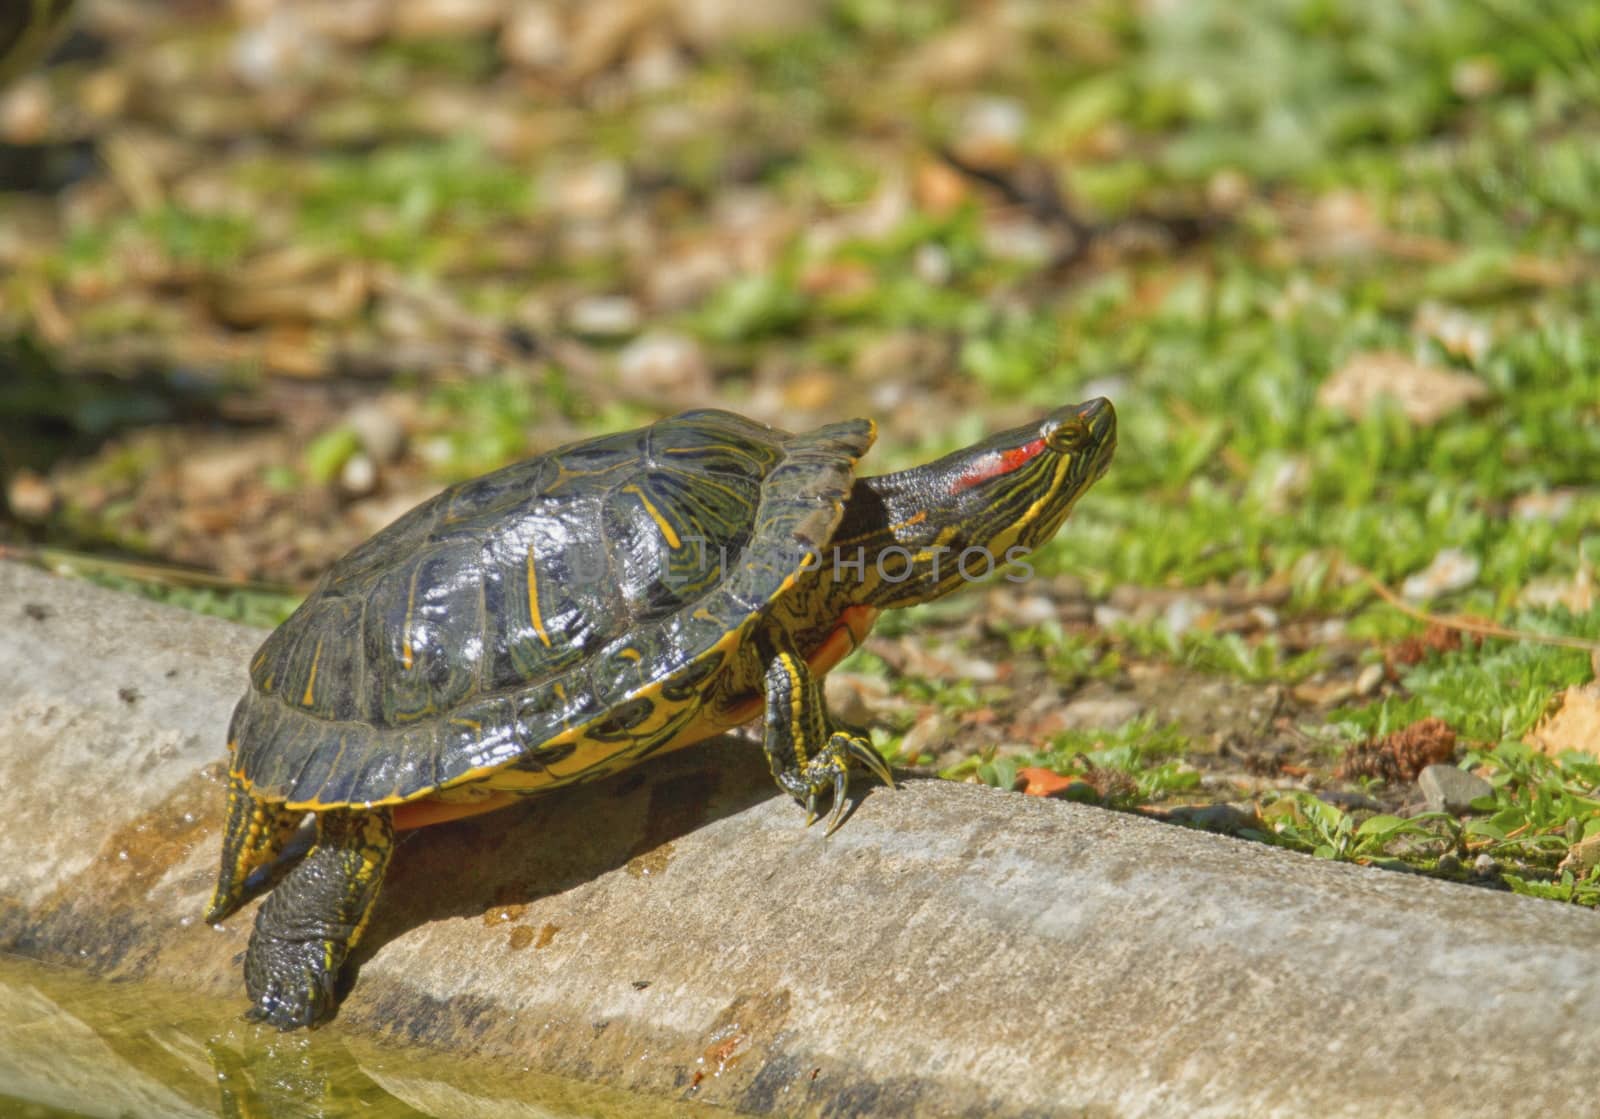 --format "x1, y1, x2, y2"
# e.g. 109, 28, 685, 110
401, 563, 420, 670
302, 638, 323, 708
623, 483, 682, 549
526, 545, 552, 647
